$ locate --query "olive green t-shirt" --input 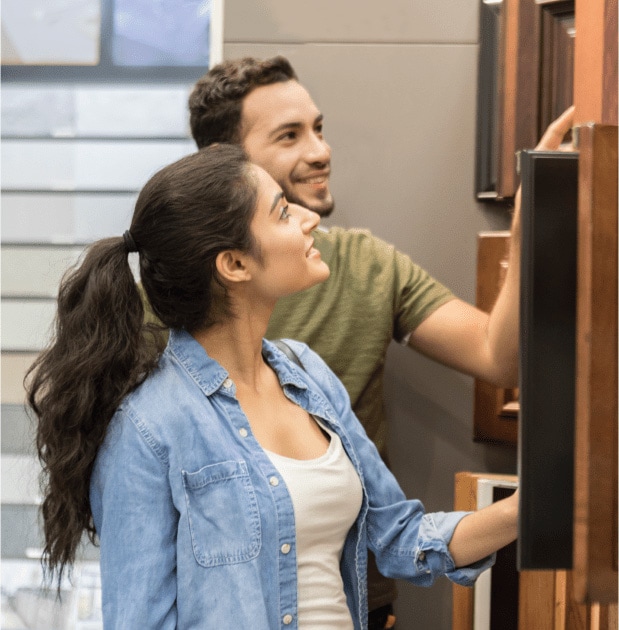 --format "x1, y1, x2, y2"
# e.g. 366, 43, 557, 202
267, 226, 453, 457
